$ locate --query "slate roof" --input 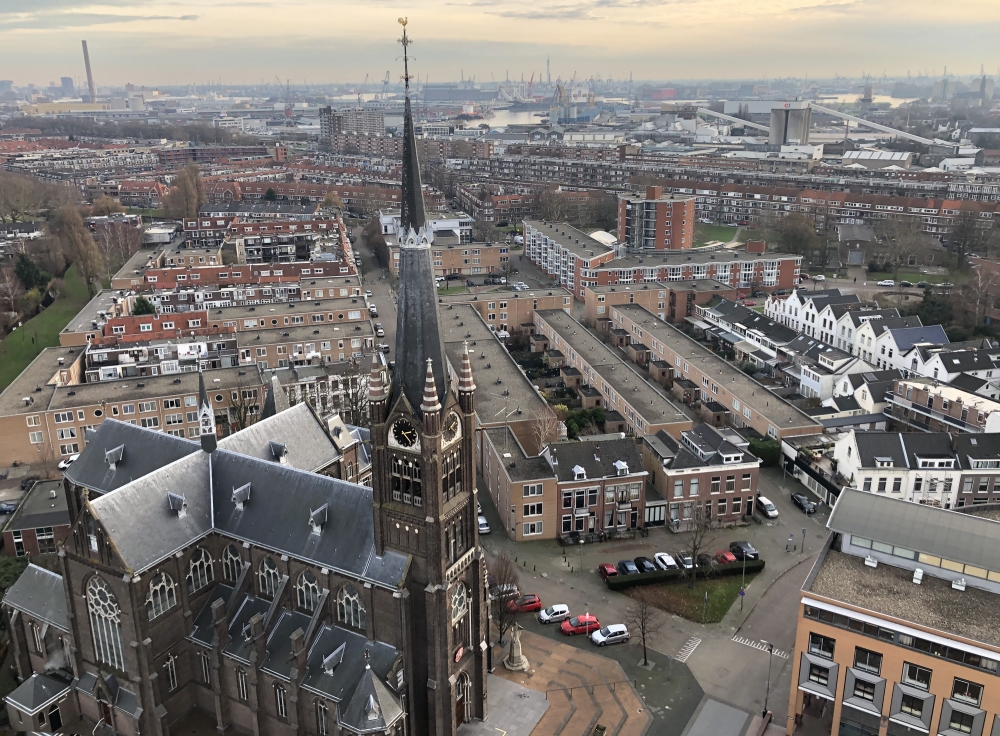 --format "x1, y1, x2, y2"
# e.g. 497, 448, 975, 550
949, 373, 989, 393
547, 438, 644, 482
218, 402, 338, 472
2, 564, 68, 631
5, 673, 72, 715
64, 419, 198, 495
843, 308, 903, 328
887, 324, 949, 350
953, 434, 1000, 464
933, 350, 1000, 372
846, 369, 903, 390
706, 299, 797, 343
262, 608, 313, 680
852, 431, 956, 469
829, 488, 1000, 573
865, 316, 925, 337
